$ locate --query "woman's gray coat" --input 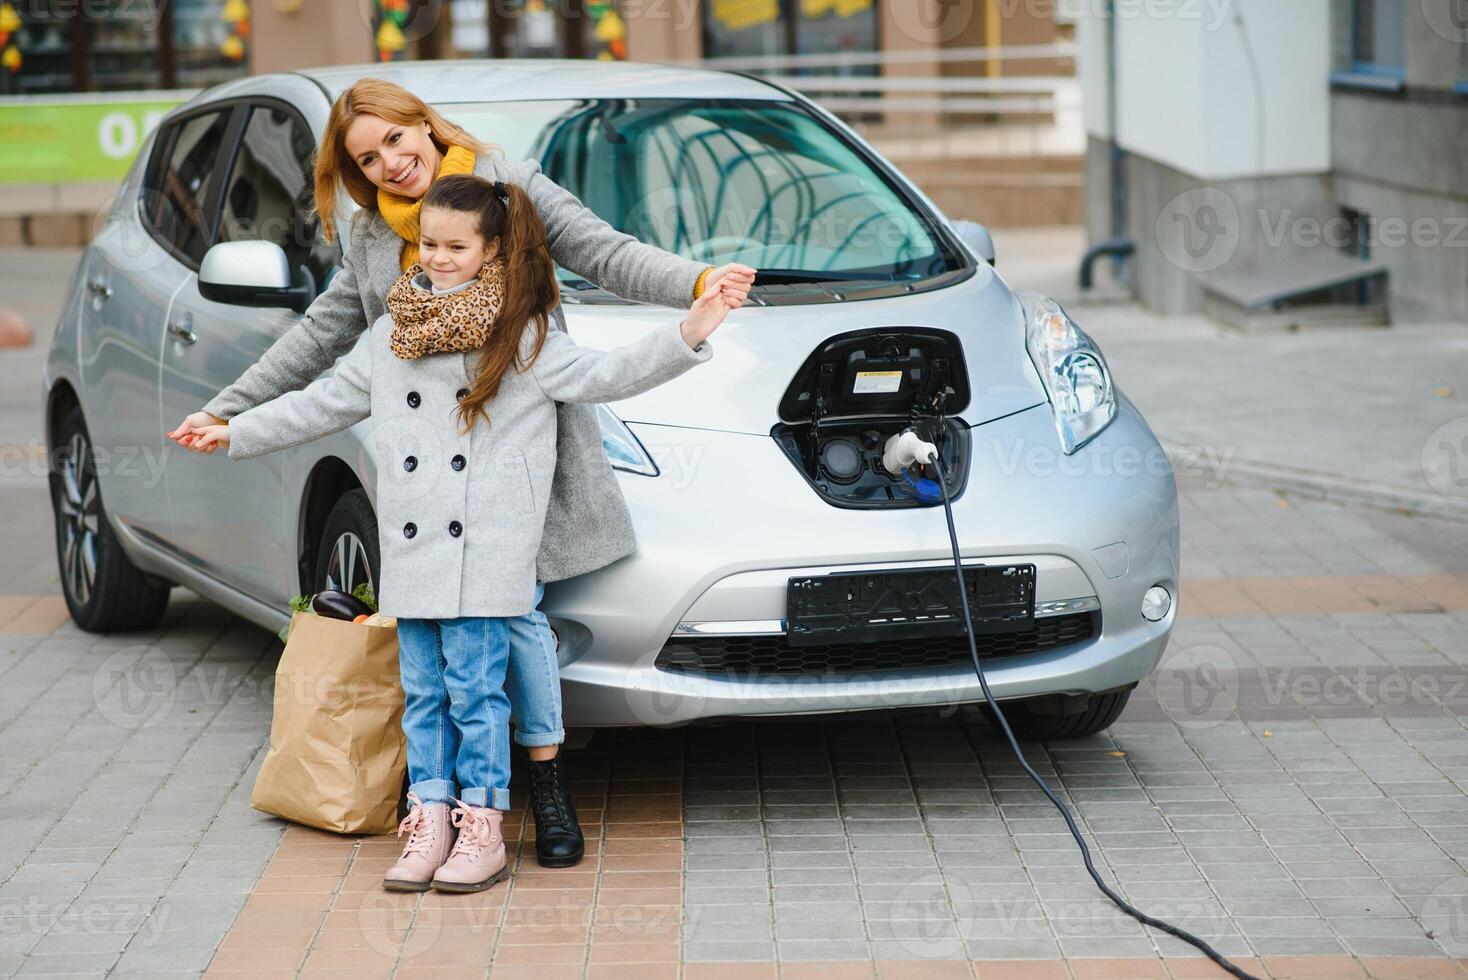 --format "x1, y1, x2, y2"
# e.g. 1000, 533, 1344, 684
202, 152, 712, 582
225, 309, 712, 618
